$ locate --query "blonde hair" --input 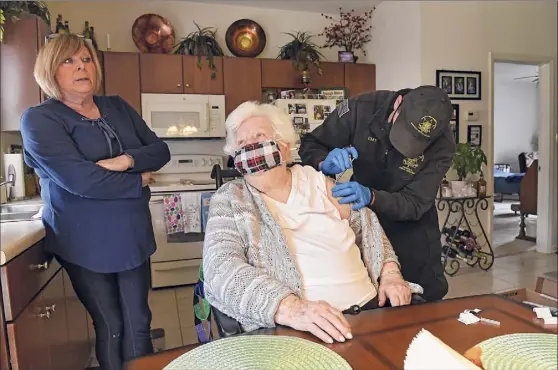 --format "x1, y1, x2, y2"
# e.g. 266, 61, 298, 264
33, 34, 103, 100
224, 101, 299, 159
